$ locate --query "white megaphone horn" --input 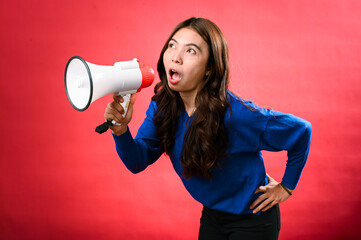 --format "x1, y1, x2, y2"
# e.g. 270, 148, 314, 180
64, 56, 154, 133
